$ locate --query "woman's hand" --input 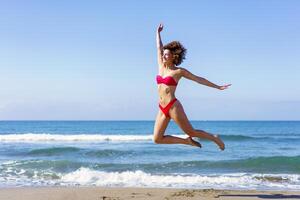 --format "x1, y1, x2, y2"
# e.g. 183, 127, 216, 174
157, 23, 163, 33
218, 84, 232, 90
